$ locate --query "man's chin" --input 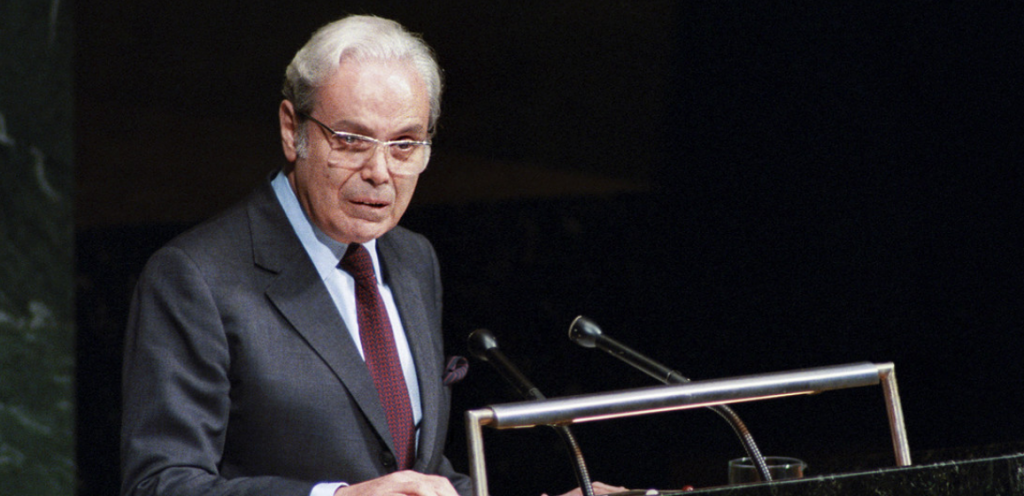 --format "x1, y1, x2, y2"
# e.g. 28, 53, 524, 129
326, 218, 397, 244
